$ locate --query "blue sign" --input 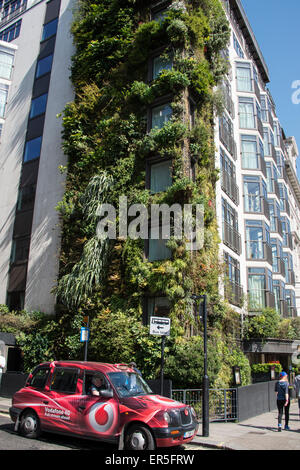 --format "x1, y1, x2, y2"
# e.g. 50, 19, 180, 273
80, 327, 90, 343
